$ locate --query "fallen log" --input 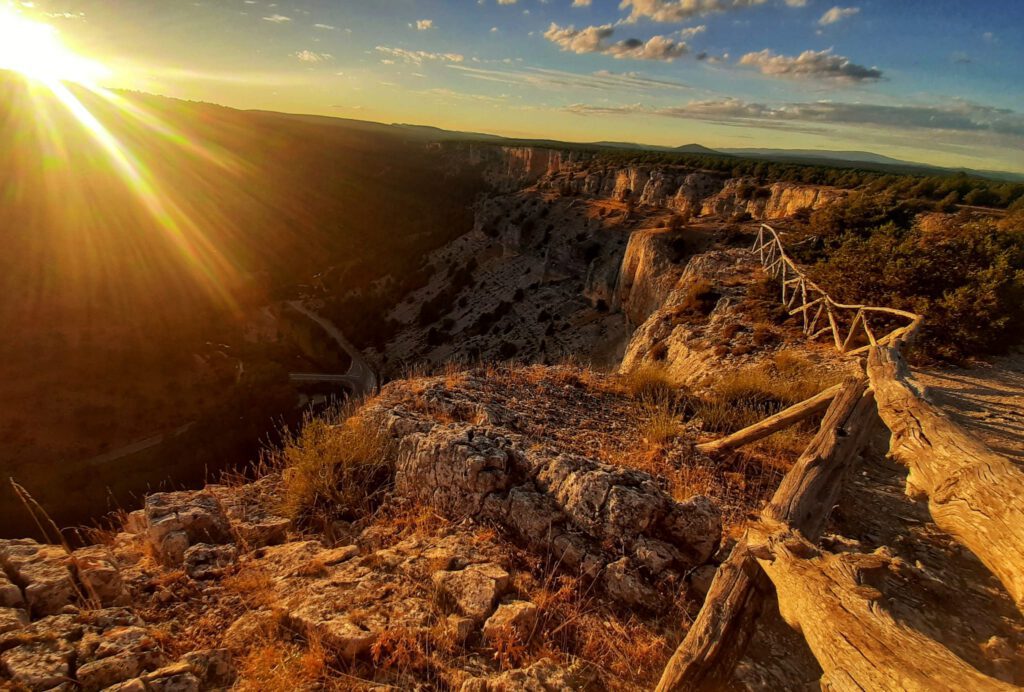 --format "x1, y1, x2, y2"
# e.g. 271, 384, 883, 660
867, 345, 1024, 612
695, 382, 843, 455
656, 377, 876, 691
750, 530, 1016, 692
